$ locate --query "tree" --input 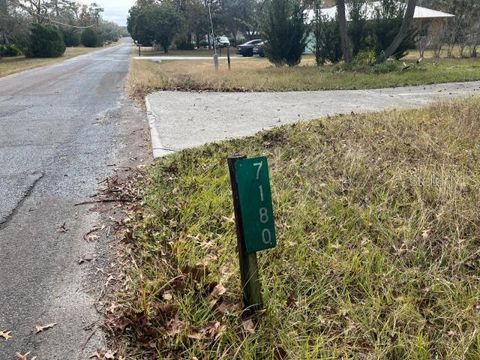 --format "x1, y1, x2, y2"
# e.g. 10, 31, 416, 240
262, 0, 308, 67
312, 4, 342, 65
348, 0, 367, 57
149, 2, 184, 53
222, 0, 256, 45
24, 23, 65, 57
81, 27, 99, 47
337, 0, 351, 62
62, 26, 80, 46
377, 0, 417, 62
